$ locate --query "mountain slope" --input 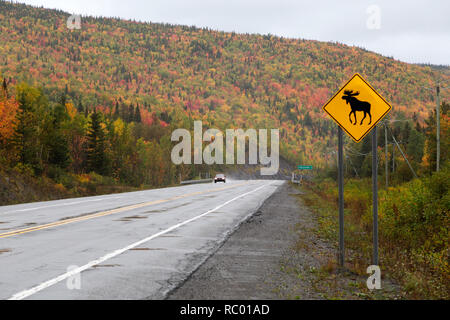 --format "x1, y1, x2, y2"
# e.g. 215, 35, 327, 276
0, 1, 448, 165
